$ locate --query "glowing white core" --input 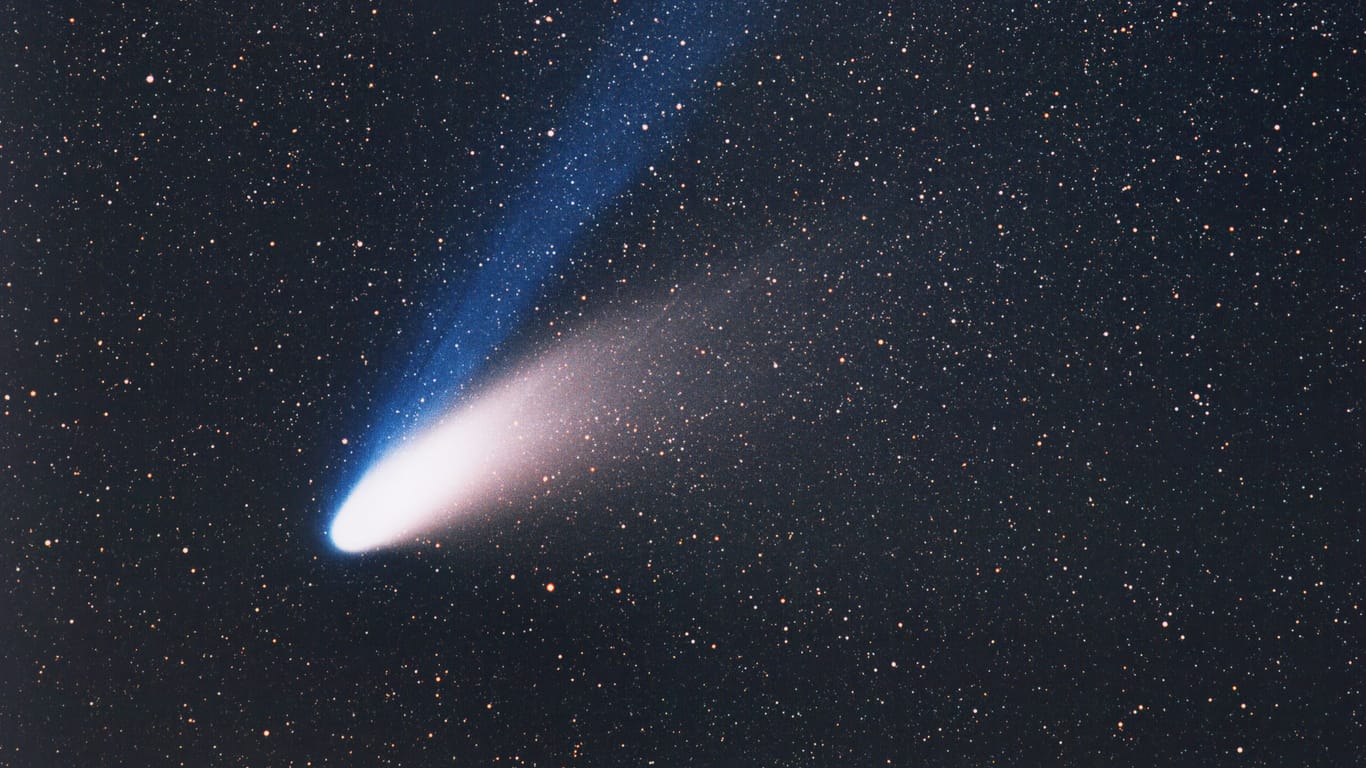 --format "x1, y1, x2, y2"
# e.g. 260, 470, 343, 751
327, 283, 758, 553
330, 378, 562, 553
